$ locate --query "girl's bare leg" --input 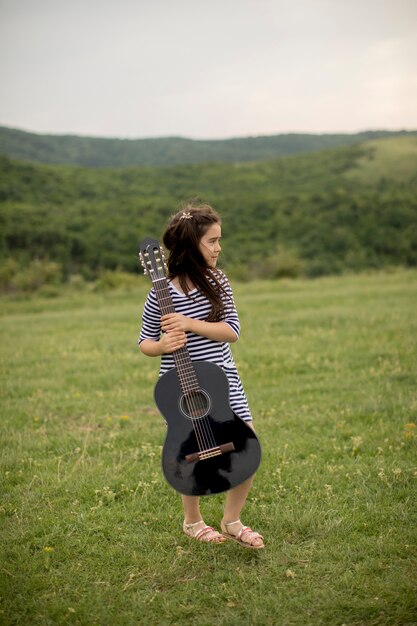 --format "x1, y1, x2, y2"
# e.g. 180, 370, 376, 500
181, 494, 201, 524
221, 421, 264, 547
222, 474, 255, 523
221, 475, 263, 547
181, 495, 225, 543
